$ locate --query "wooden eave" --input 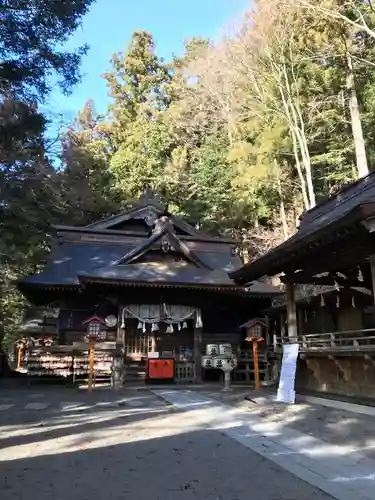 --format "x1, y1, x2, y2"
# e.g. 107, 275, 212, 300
230, 203, 375, 285
263, 285, 373, 315
53, 225, 240, 244
78, 275, 245, 292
